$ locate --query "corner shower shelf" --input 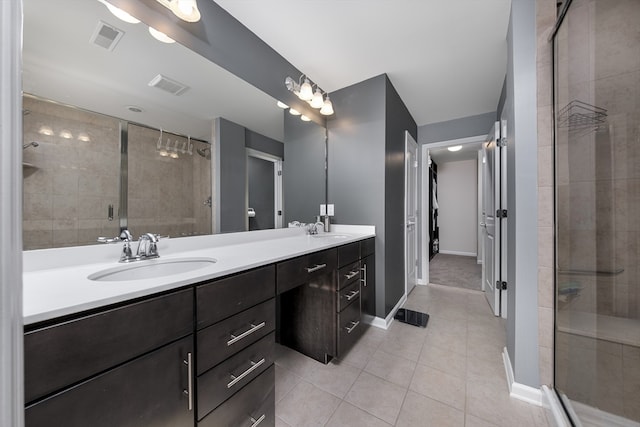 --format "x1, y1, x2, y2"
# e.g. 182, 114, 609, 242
558, 100, 607, 130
